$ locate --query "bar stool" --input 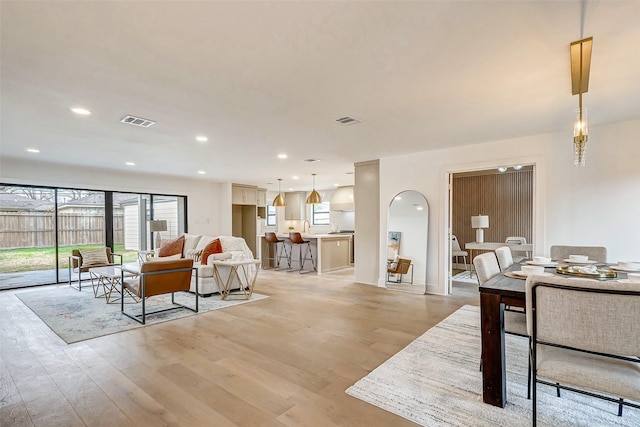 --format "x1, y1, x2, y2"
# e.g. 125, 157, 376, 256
264, 232, 290, 270
286, 232, 316, 274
